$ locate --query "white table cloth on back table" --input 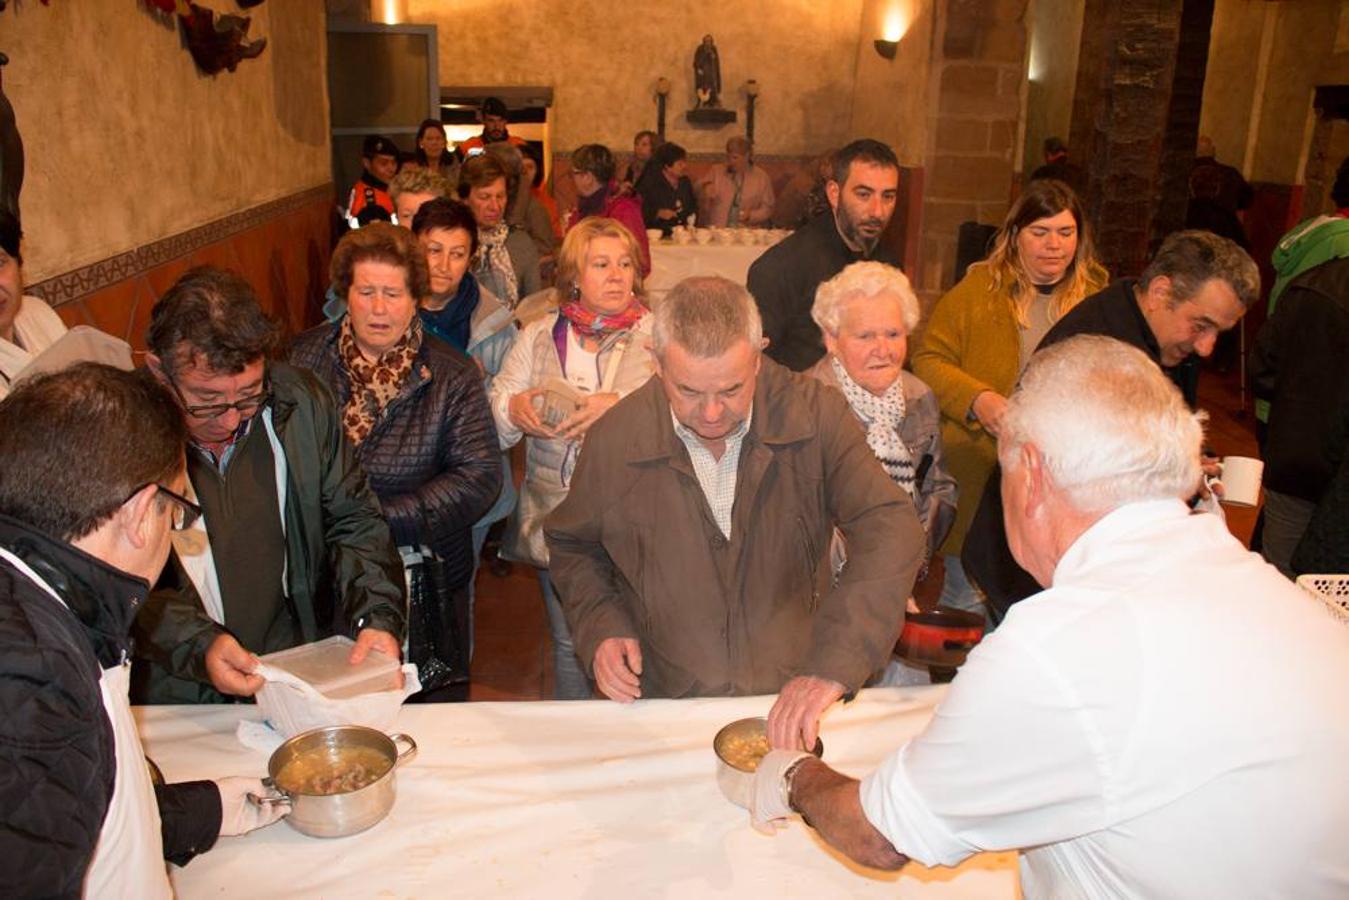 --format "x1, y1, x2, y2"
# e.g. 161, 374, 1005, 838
136, 686, 1018, 898
646, 242, 767, 304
